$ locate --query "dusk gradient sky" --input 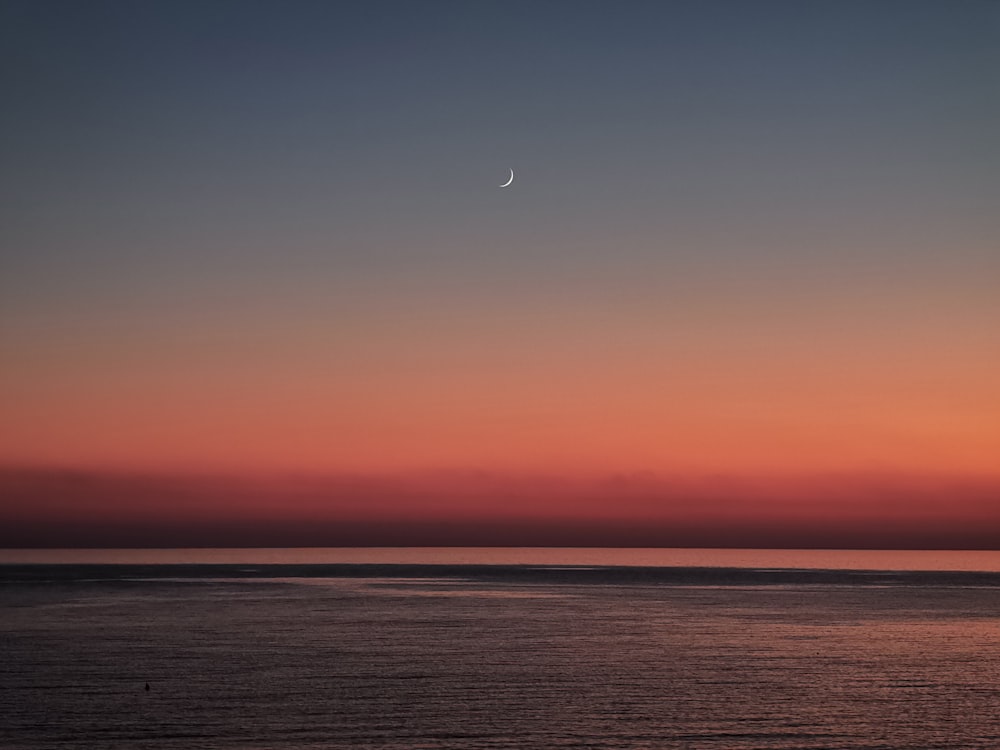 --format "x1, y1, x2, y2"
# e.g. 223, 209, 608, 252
1, 1, 998, 546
